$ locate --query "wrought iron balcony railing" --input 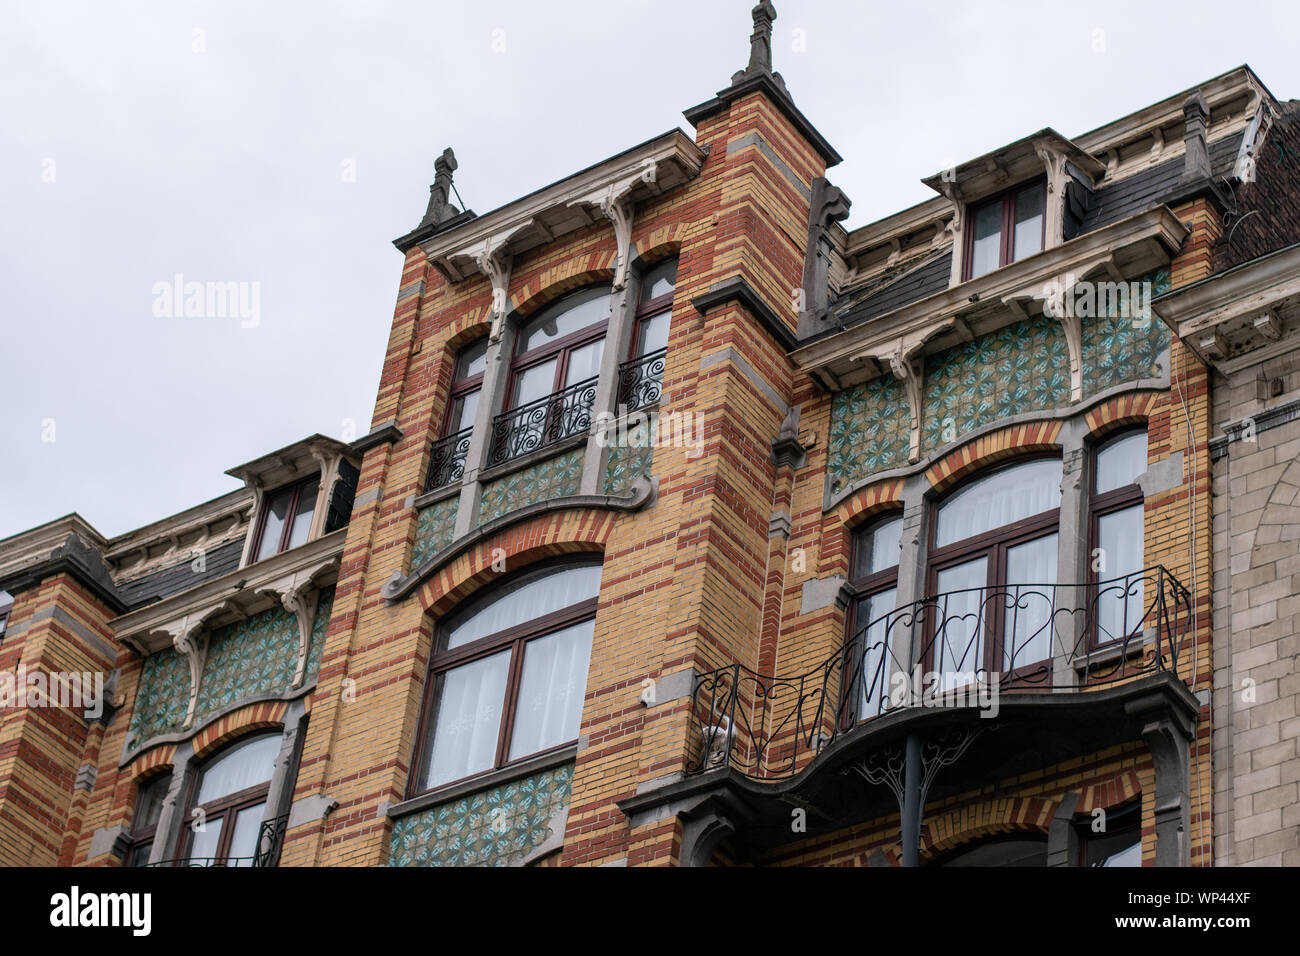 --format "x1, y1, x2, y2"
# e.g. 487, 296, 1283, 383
488, 375, 599, 467
425, 427, 473, 492
688, 566, 1192, 780
616, 348, 666, 413
145, 813, 289, 868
